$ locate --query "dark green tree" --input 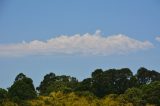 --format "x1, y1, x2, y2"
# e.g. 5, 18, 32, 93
141, 81, 160, 105
114, 68, 133, 94
122, 87, 143, 106
37, 73, 78, 95
129, 76, 139, 88
8, 73, 37, 101
91, 69, 106, 97
102, 68, 133, 94
0, 88, 8, 103
137, 67, 160, 85
137, 67, 151, 85
37, 73, 56, 95
89, 68, 133, 97
149, 70, 160, 81
76, 78, 92, 91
